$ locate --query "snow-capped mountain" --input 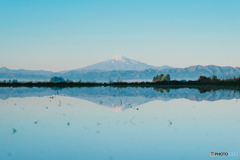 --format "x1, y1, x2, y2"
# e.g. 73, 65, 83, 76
75, 55, 171, 71
2, 55, 240, 82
